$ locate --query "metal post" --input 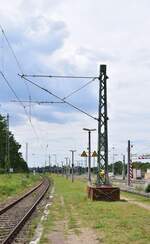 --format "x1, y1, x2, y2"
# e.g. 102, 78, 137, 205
65, 157, 68, 179
26, 143, 28, 164
88, 131, 91, 182
83, 128, 96, 183
127, 140, 131, 186
97, 65, 109, 185
68, 158, 71, 177
61, 161, 64, 176
49, 154, 51, 172
5, 113, 10, 172
112, 146, 115, 176
70, 150, 76, 182
122, 154, 125, 180
53, 154, 57, 175
85, 157, 88, 178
